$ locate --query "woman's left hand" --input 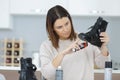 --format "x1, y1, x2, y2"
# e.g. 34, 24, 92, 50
100, 32, 110, 47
